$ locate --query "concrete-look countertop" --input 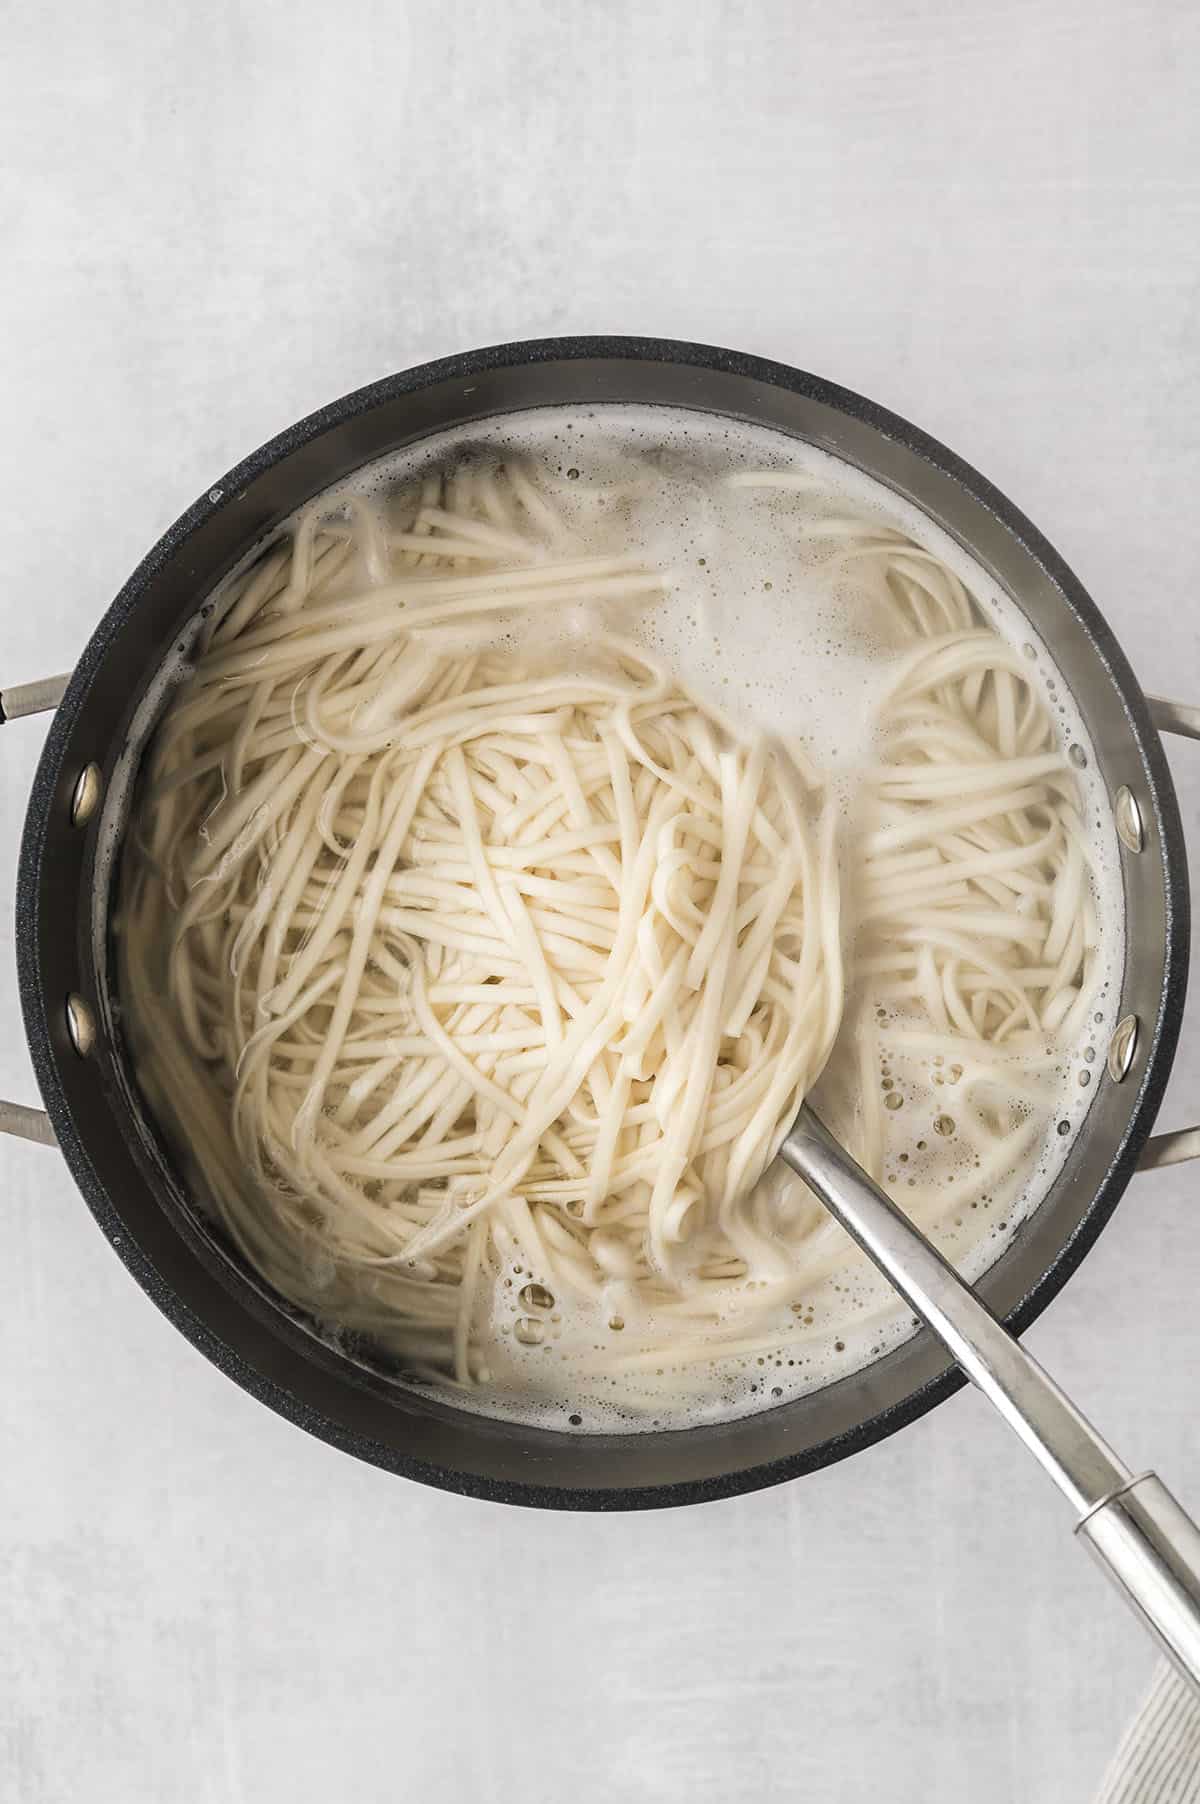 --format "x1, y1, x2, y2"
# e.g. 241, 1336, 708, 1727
3, 4, 1199, 1800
